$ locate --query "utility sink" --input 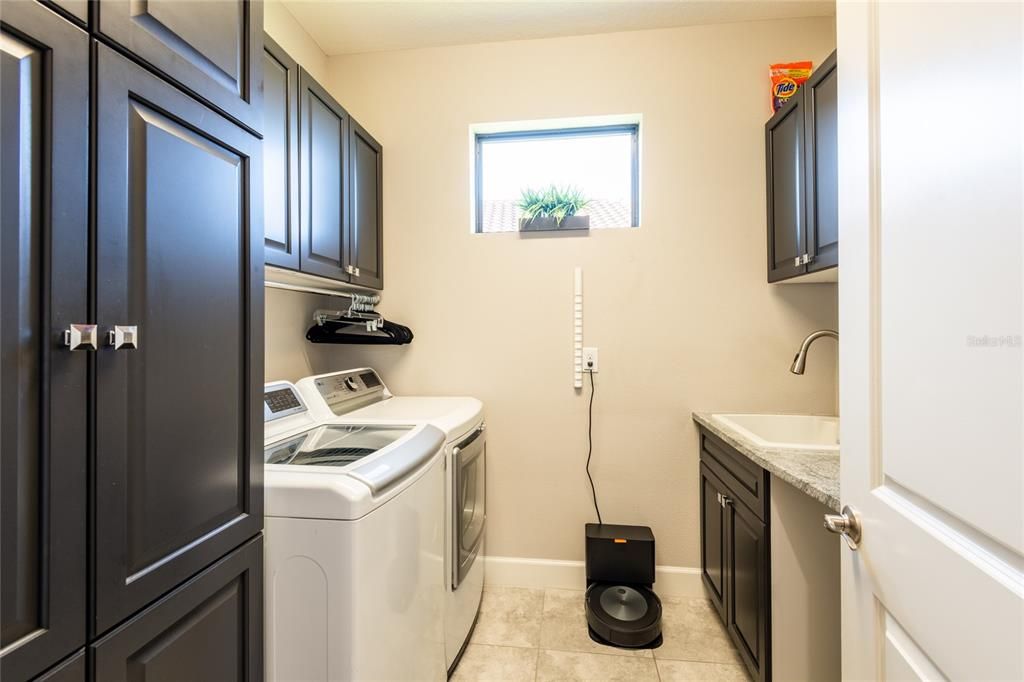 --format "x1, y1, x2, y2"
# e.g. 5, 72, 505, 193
712, 413, 839, 451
